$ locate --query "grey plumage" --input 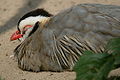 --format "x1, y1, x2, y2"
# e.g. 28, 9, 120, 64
14, 4, 120, 72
